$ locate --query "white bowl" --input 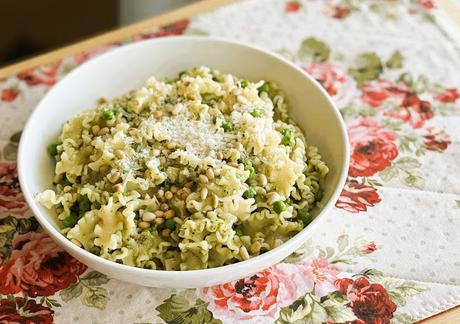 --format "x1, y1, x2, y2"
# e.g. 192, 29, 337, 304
18, 36, 349, 288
